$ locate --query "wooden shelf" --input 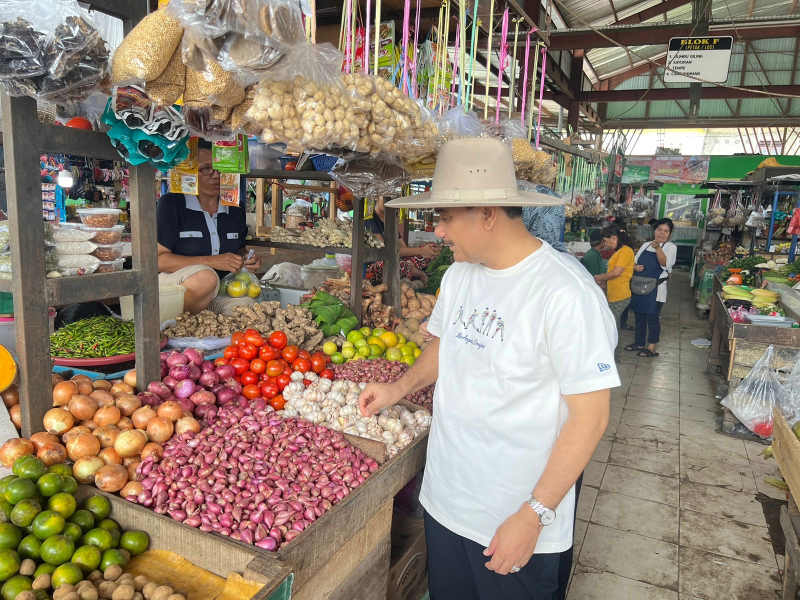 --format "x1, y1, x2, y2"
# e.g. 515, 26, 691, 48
247, 240, 387, 262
